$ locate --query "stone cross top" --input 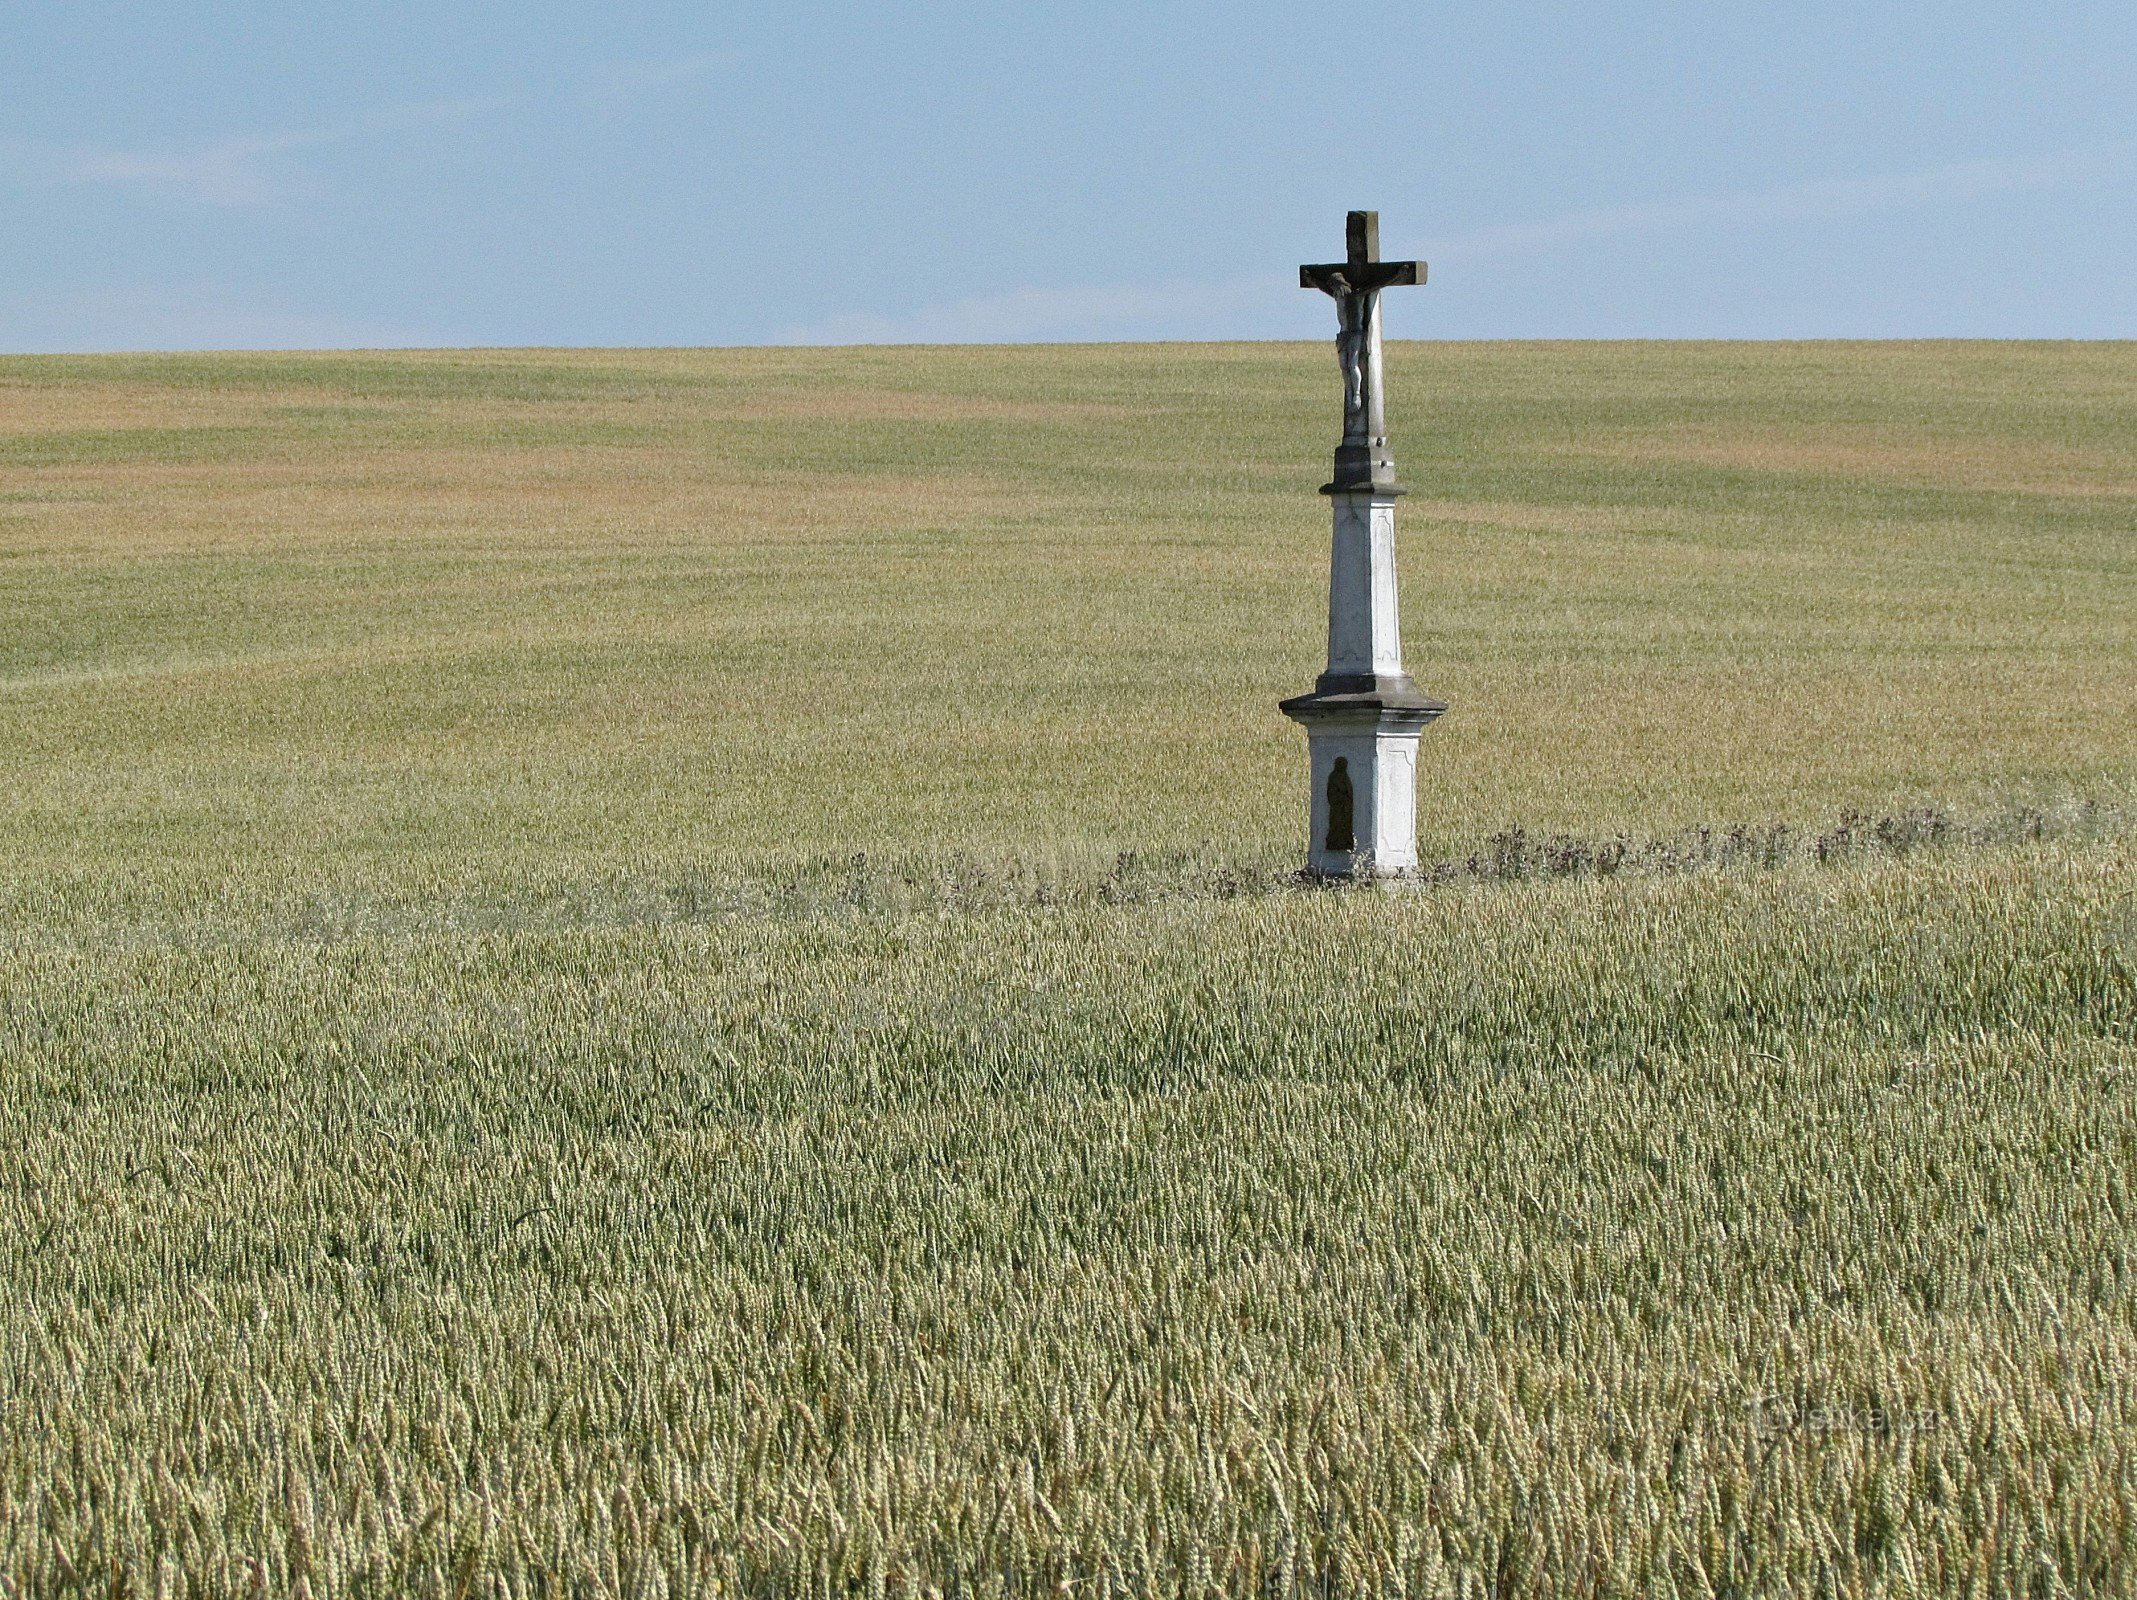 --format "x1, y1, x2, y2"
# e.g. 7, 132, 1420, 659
1299, 211, 1424, 494
1280, 210, 1445, 877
